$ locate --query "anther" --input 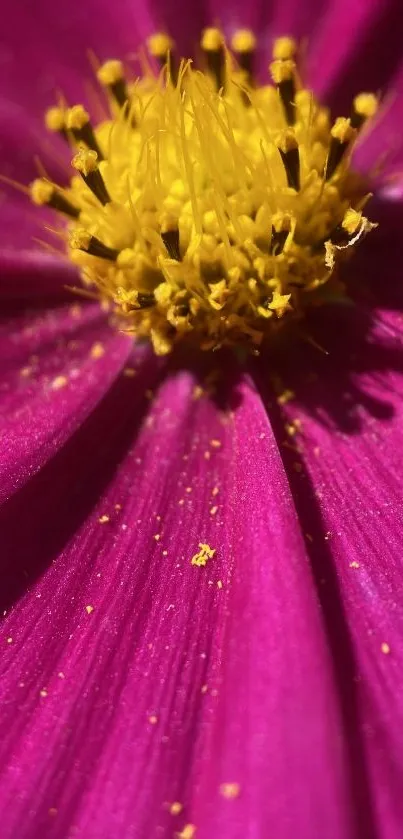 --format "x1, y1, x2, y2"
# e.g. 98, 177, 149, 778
270, 214, 291, 255
325, 118, 356, 180
201, 28, 226, 92
231, 30, 256, 85
70, 229, 120, 261
66, 106, 104, 160
270, 59, 296, 125
161, 227, 181, 260
45, 106, 68, 141
272, 37, 297, 61
72, 149, 111, 206
97, 60, 130, 109
30, 178, 80, 218
277, 131, 300, 191
147, 33, 178, 85
350, 92, 378, 130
